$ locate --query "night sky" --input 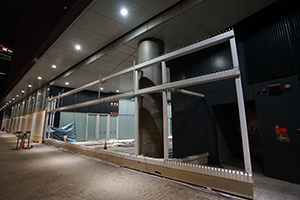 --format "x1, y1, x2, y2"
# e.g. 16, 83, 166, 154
0, 0, 22, 48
